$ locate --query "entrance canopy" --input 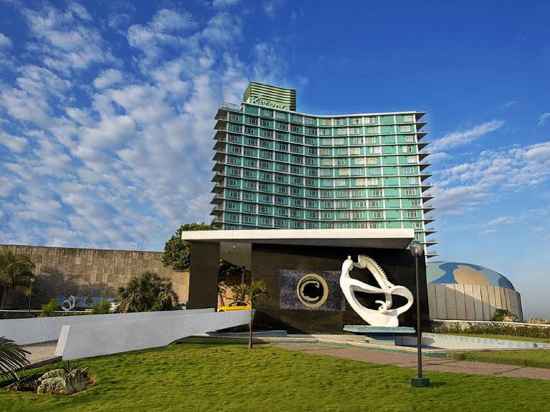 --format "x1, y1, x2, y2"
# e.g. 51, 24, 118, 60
181, 228, 414, 250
